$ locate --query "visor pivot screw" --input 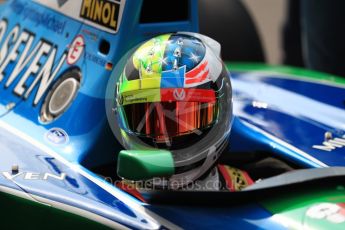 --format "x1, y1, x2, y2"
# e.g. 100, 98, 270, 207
11, 165, 19, 175
324, 132, 333, 141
